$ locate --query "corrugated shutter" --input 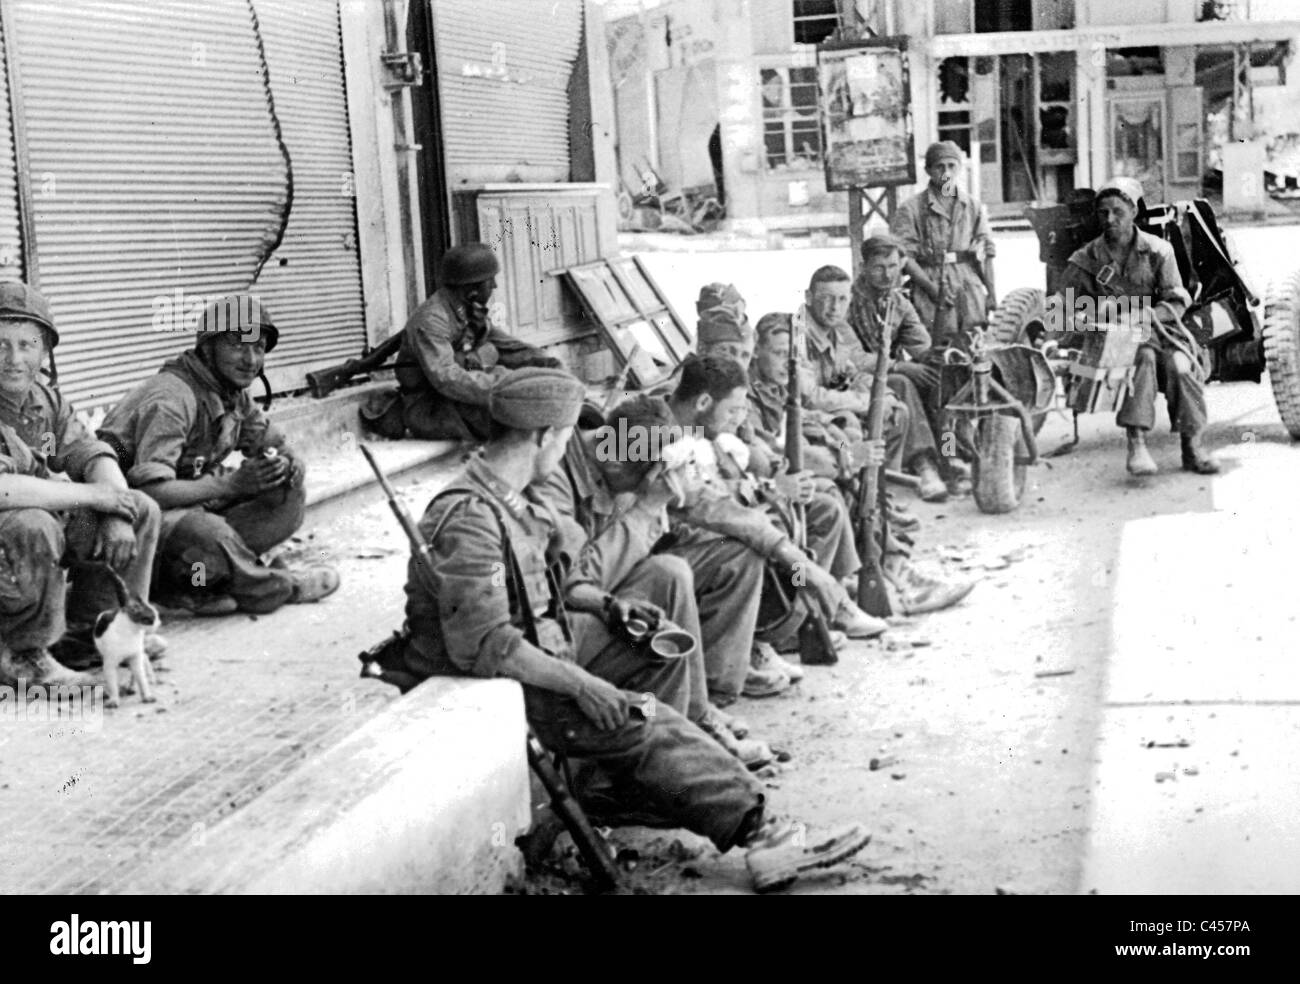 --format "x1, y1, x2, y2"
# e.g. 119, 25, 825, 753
432, 0, 583, 185
239, 0, 366, 395
0, 11, 25, 282
7, 0, 364, 409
